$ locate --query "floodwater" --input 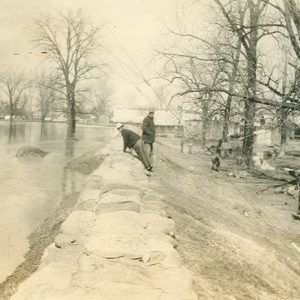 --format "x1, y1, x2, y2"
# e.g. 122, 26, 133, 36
0, 121, 112, 283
